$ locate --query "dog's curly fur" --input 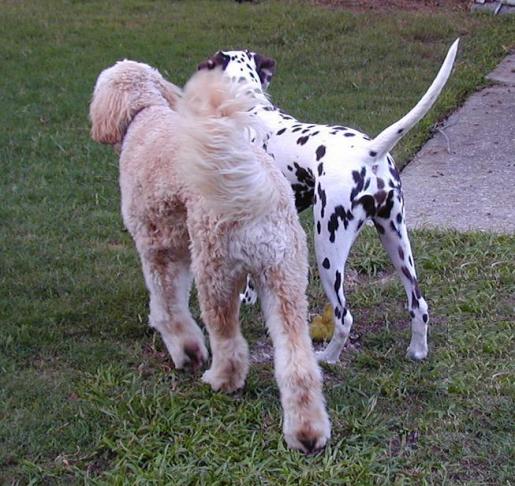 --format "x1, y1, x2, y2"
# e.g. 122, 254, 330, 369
89, 61, 330, 453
